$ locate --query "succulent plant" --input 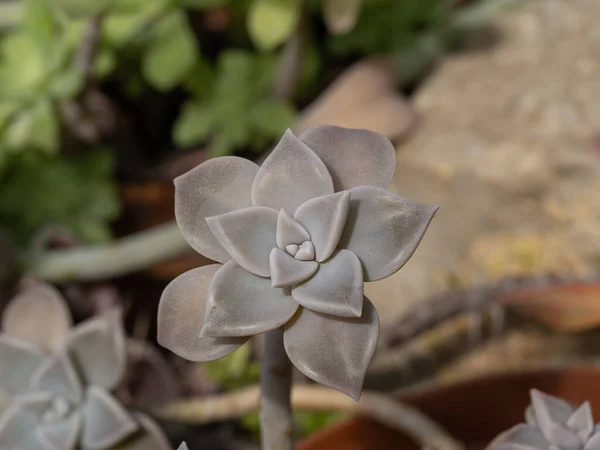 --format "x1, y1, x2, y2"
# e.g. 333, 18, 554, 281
487, 389, 600, 450
0, 282, 171, 450
176, 443, 189, 450
158, 125, 438, 400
